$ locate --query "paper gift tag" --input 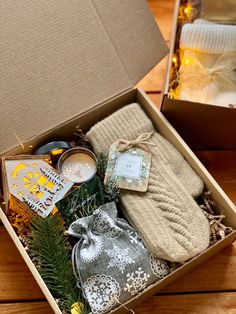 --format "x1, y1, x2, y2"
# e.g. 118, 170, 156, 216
104, 144, 151, 192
